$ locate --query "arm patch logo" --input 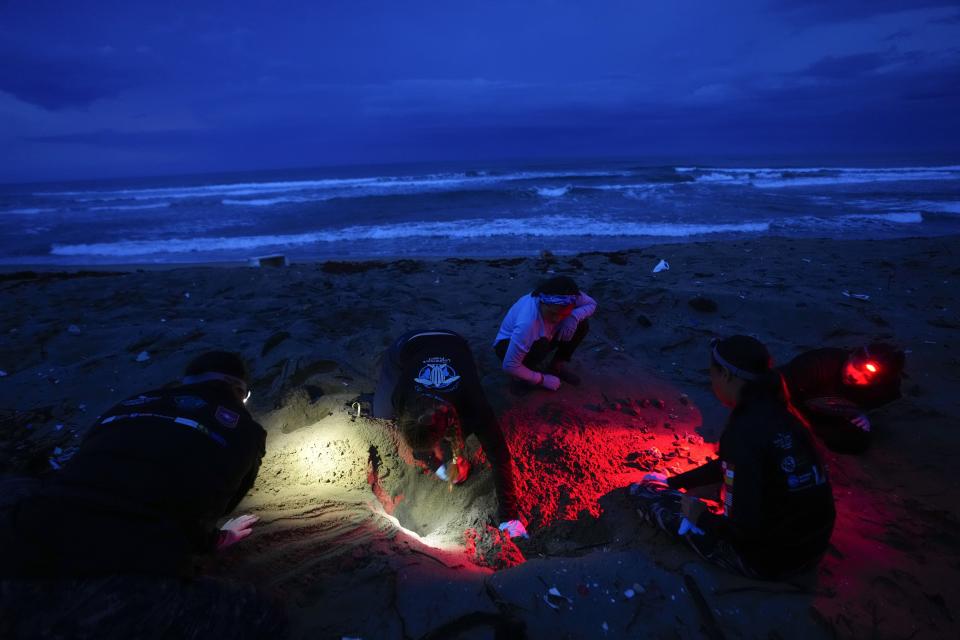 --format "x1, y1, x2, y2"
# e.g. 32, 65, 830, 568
215, 406, 240, 429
